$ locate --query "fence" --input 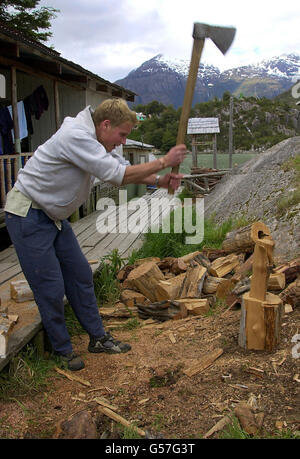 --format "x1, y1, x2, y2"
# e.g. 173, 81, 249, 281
0, 153, 33, 207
